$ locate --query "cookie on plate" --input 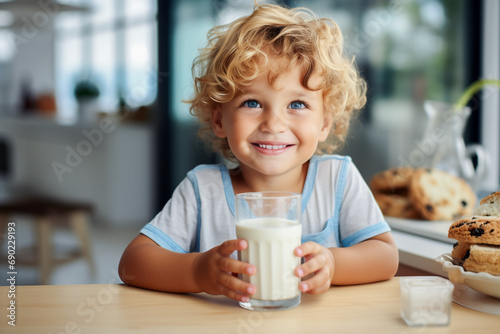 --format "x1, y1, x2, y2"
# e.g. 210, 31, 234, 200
463, 244, 500, 276
374, 192, 421, 219
370, 167, 415, 194
409, 168, 476, 221
448, 216, 500, 245
474, 191, 500, 216
451, 241, 472, 261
